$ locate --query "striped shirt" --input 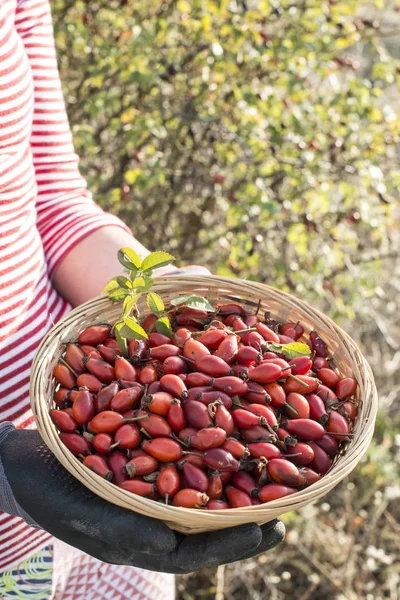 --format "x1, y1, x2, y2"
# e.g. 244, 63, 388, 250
0, 0, 130, 571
